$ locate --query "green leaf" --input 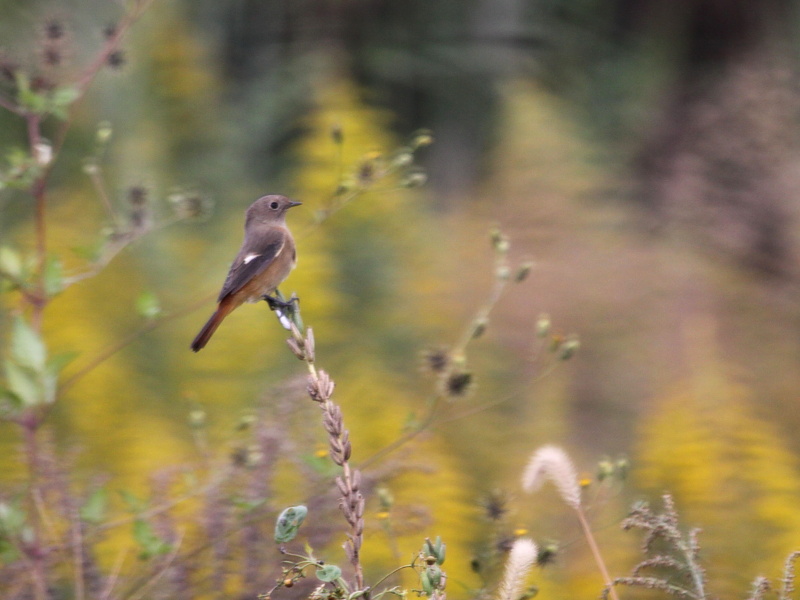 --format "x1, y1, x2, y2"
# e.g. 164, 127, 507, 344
0, 501, 26, 534
135, 291, 161, 319
274, 505, 308, 543
80, 488, 108, 524
4, 361, 40, 407
0, 538, 19, 563
10, 317, 46, 372
0, 247, 22, 280
51, 86, 79, 108
49, 86, 79, 120
43, 256, 64, 297
133, 519, 171, 559
316, 564, 342, 583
